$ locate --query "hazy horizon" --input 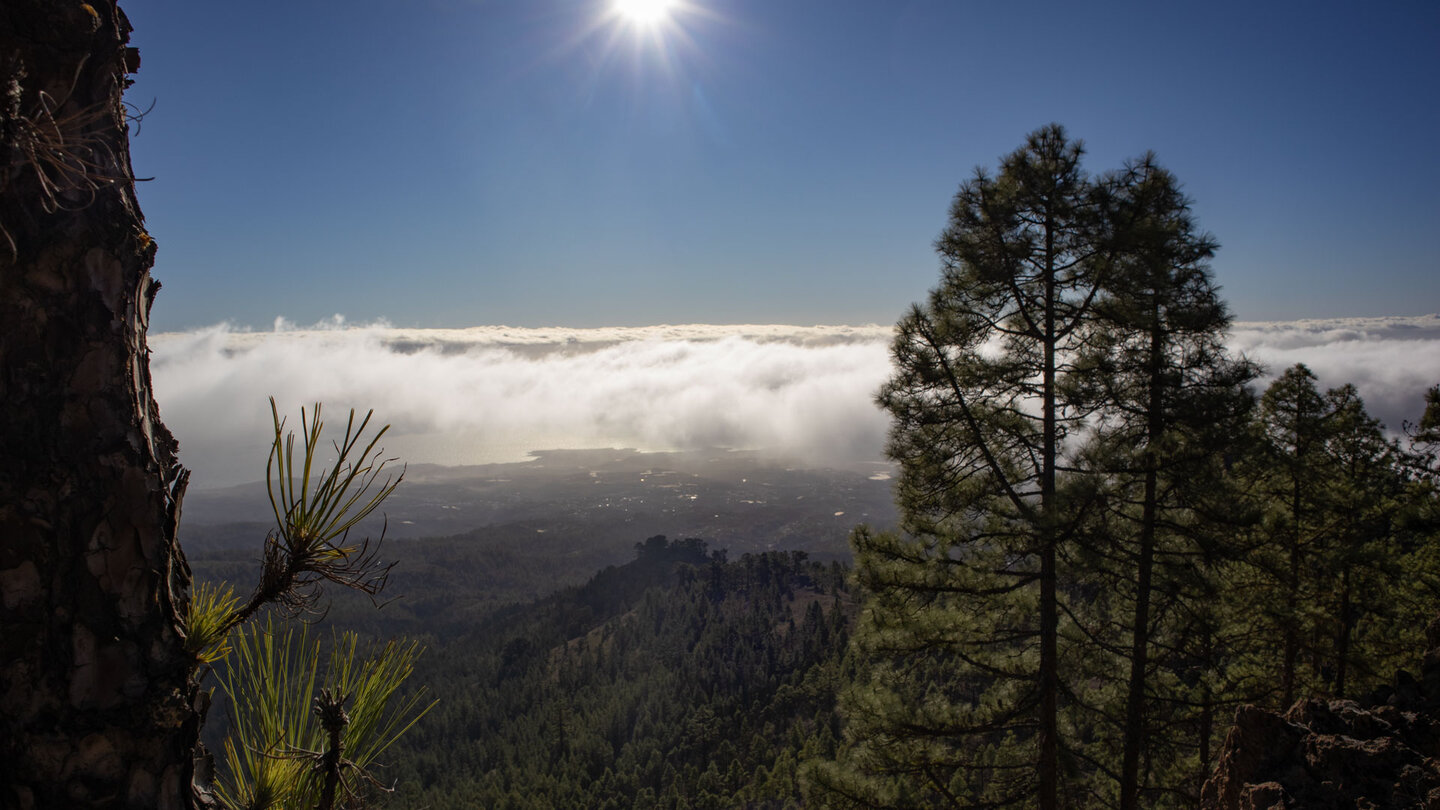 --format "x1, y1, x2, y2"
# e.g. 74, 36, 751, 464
151, 314, 1440, 489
